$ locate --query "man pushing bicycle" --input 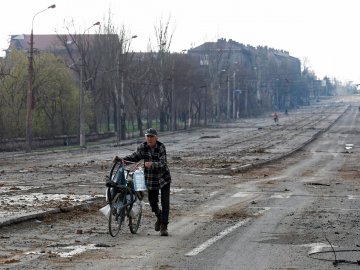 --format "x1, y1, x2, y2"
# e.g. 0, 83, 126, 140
113, 128, 172, 236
